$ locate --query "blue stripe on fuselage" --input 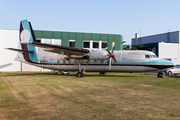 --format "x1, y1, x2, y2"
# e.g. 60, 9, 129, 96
116, 58, 175, 65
